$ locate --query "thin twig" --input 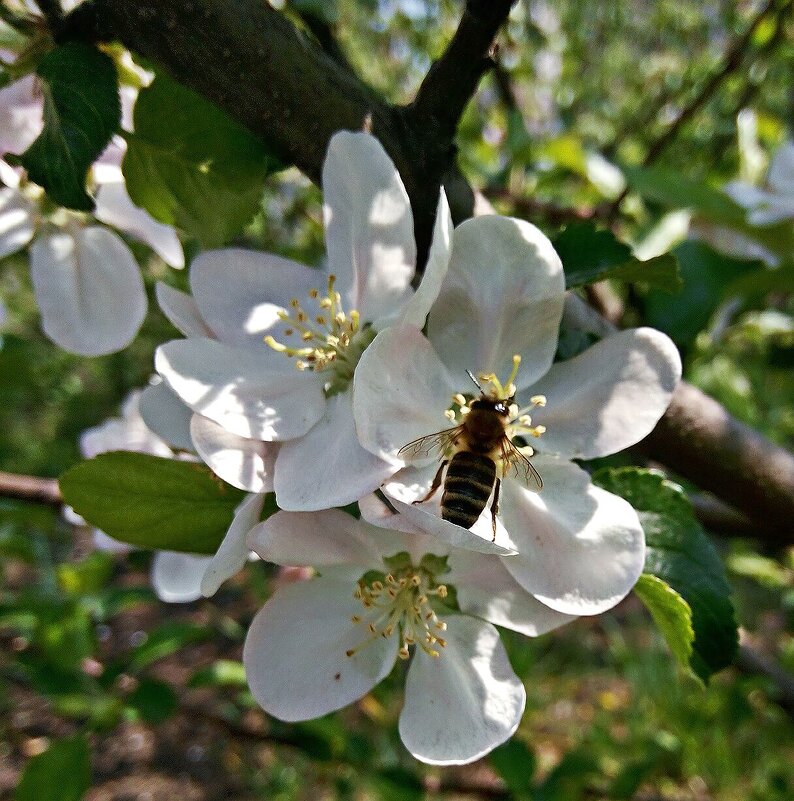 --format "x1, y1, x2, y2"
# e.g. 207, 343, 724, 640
0, 471, 61, 507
